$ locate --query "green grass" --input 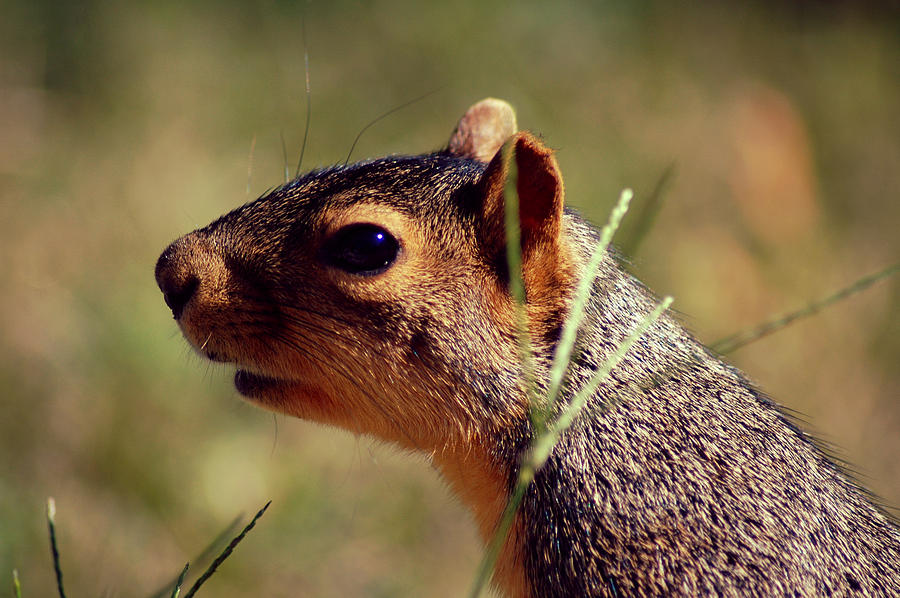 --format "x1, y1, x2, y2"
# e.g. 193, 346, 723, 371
712, 264, 900, 355
46, 499, 66, 598
20, 500, 271, 598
